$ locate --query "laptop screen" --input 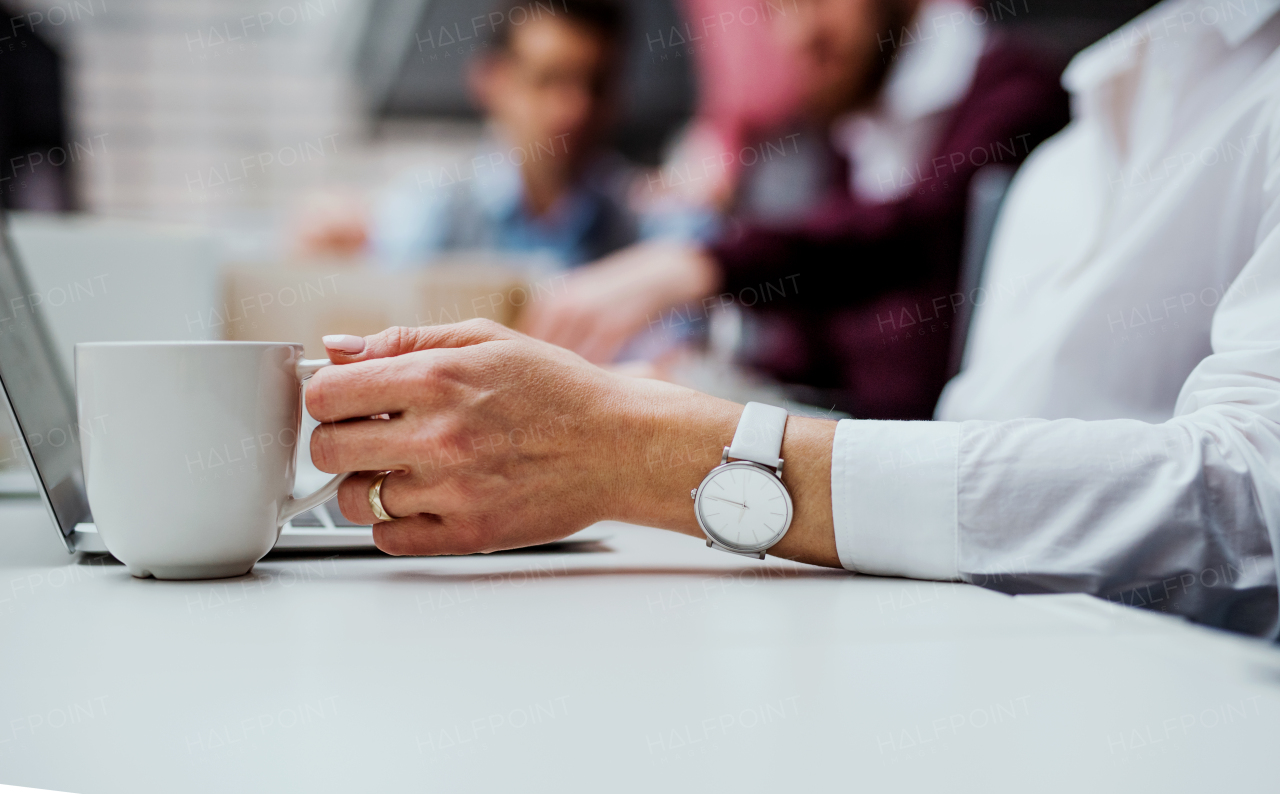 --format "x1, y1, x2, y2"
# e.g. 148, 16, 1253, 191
0, 212, 89, 549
